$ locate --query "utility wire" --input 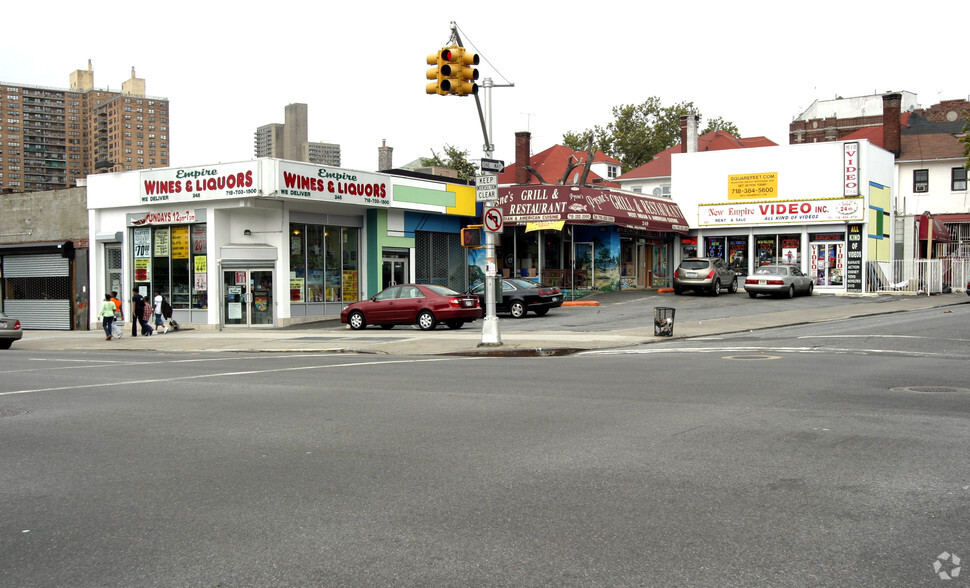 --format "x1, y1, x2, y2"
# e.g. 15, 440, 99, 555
454, 22, 514, 86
